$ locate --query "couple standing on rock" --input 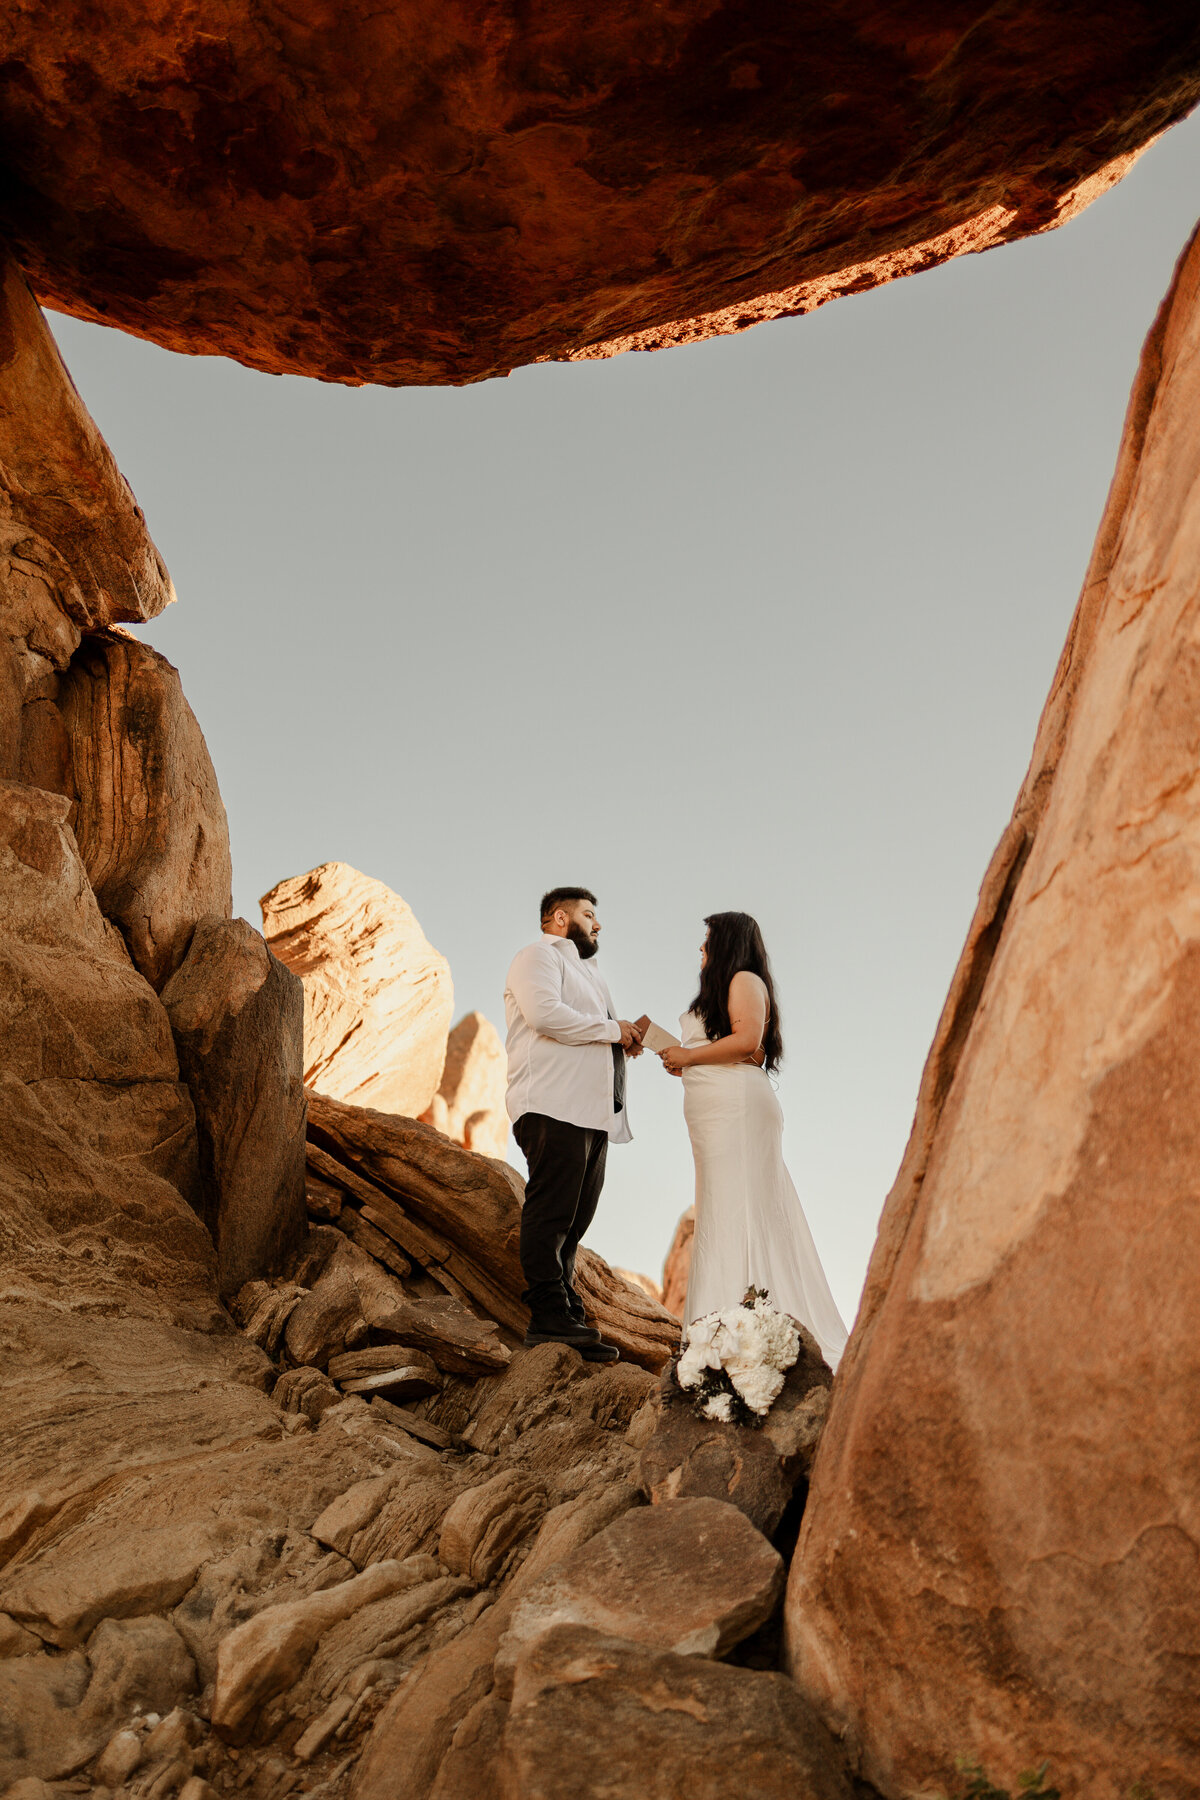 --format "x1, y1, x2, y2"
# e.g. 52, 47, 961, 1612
504, 886, 847, 1368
